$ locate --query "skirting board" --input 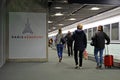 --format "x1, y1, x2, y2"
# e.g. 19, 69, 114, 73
7, 58, 48, 62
